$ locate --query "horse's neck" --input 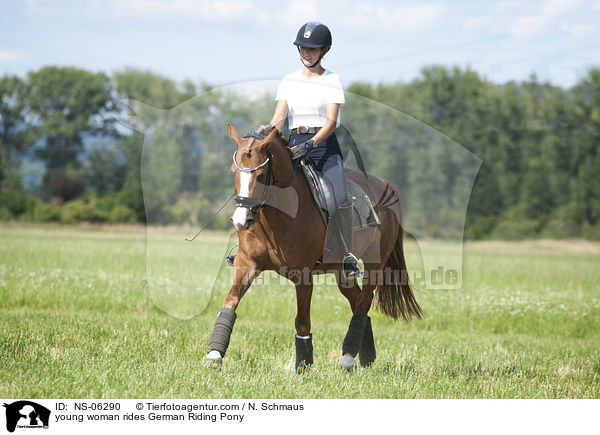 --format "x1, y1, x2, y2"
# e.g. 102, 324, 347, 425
260, 142, 317, 233
249, 142, 325, 266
